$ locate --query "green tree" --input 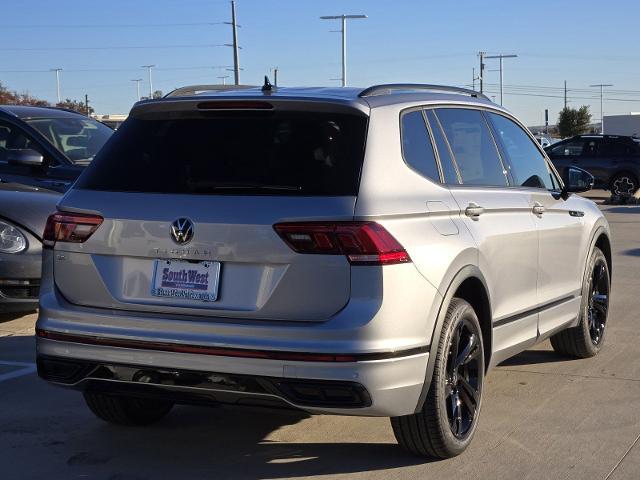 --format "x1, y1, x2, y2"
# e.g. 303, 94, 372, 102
56, 98, 94, 116
152, 90, 163, 99
557, 106, 592, 138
